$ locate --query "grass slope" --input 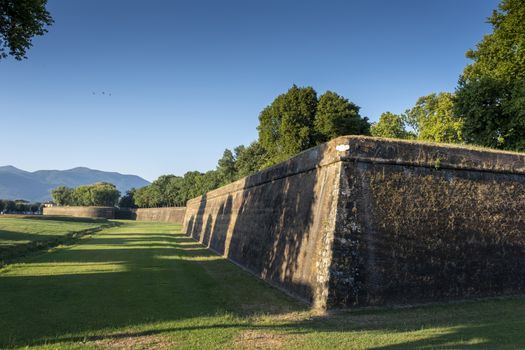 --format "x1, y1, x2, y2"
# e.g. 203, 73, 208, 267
0, 216, 108, 264
0, 220, 524, 349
